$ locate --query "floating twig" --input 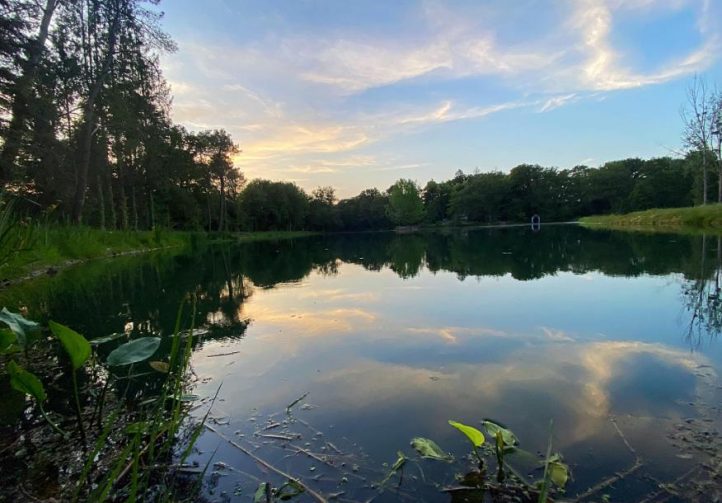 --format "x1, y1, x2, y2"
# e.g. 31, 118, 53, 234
286, 392, 309, 414
205, 424, 327, 503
